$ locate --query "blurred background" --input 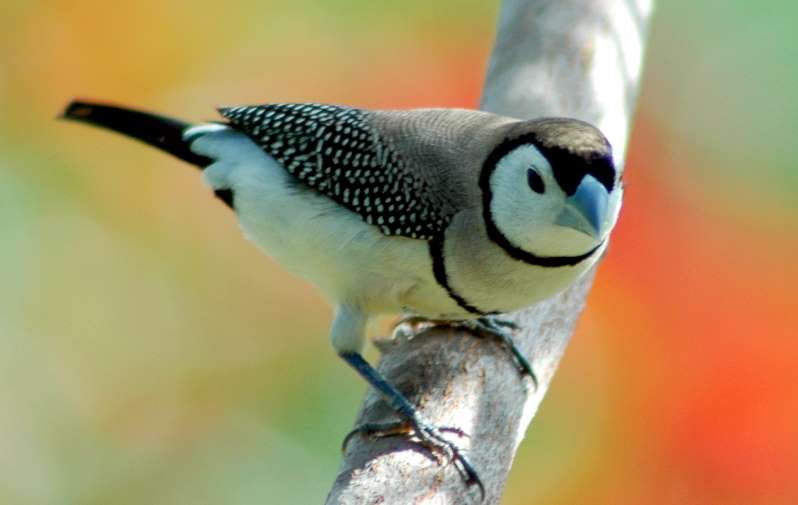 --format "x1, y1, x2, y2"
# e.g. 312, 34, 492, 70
2, 0, 796, 503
